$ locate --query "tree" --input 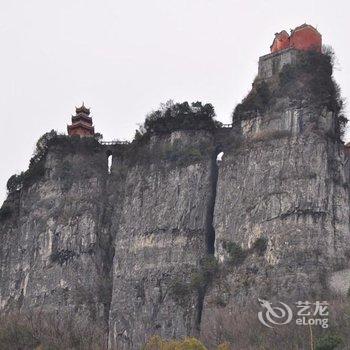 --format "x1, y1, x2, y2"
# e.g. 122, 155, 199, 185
6, 173, 24, 193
